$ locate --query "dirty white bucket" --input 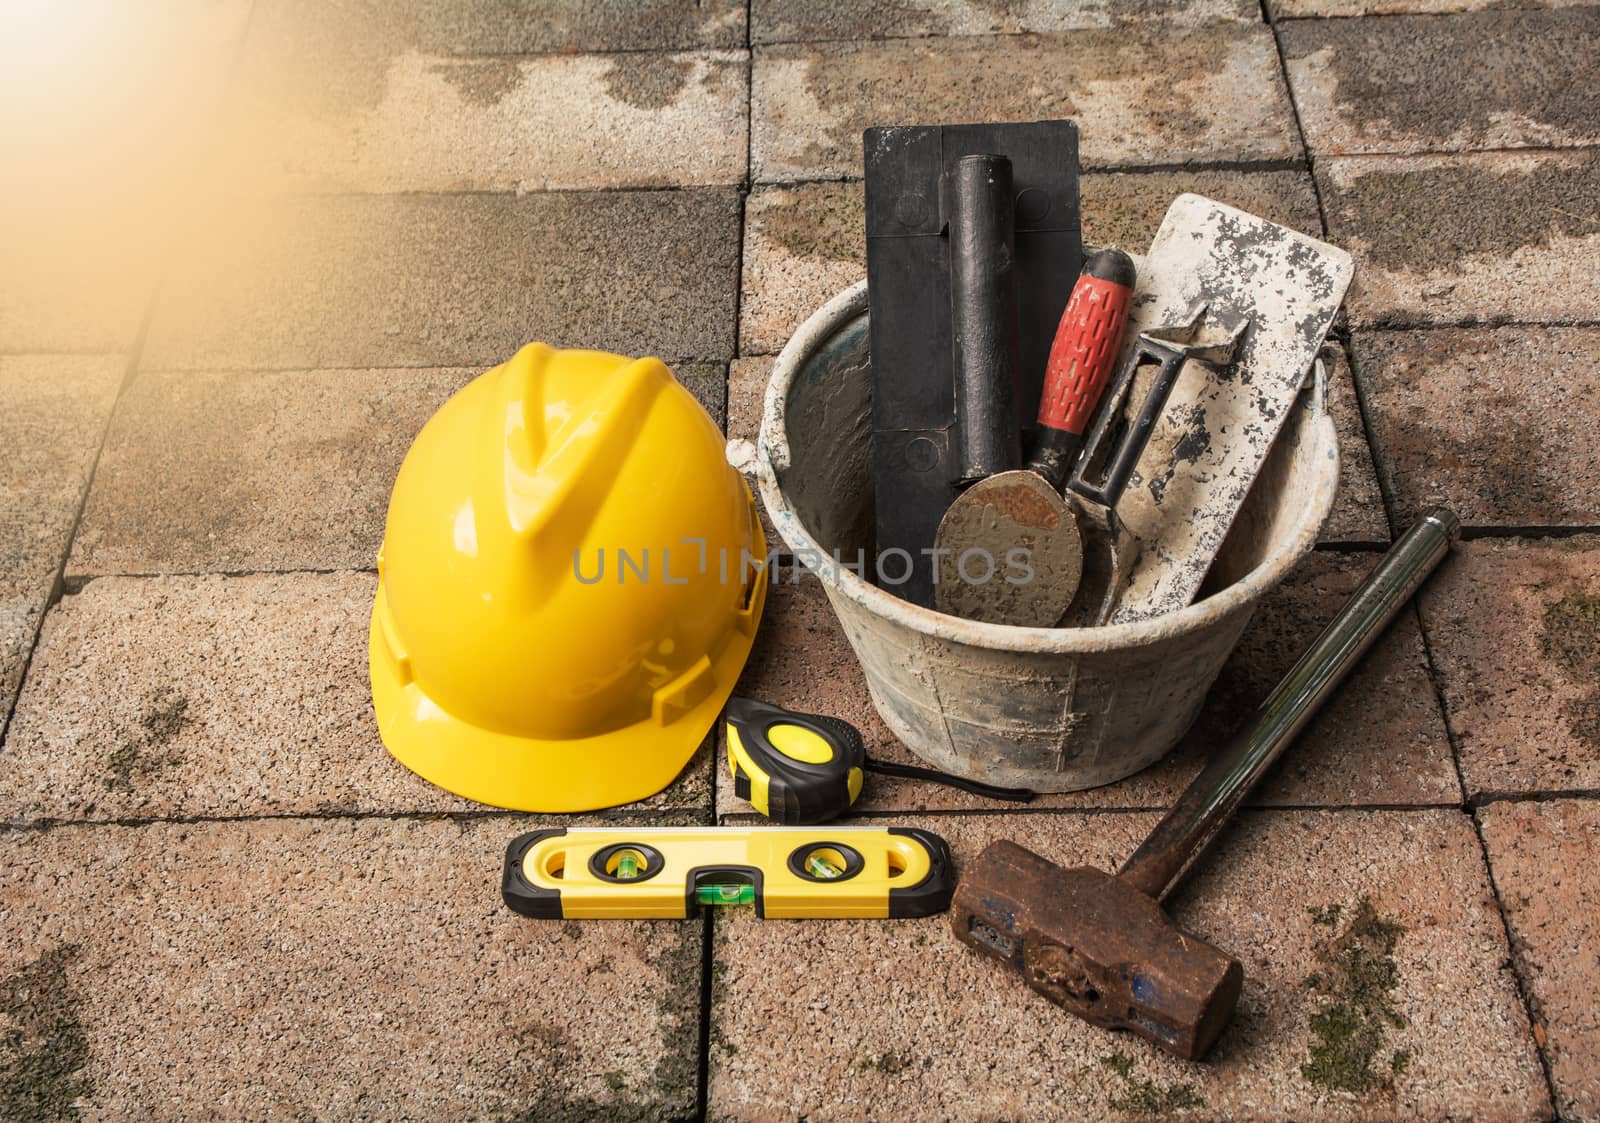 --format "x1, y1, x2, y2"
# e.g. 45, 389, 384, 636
738, 280, 1340, 792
